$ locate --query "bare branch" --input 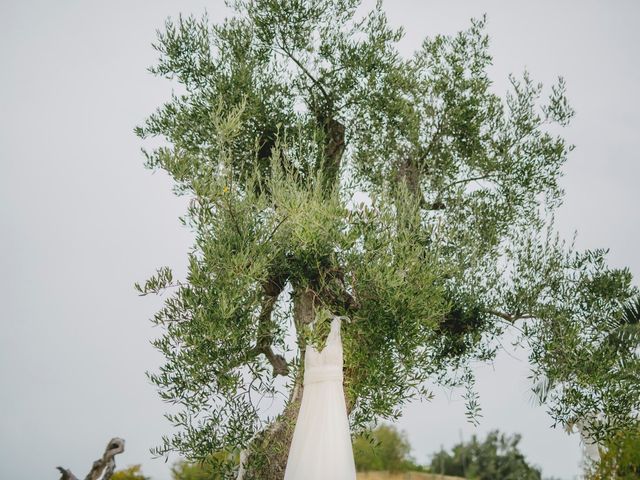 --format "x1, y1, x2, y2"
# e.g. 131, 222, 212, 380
488, 309, 534, 323
56, 468, 78, 480
84, 438, 125, 480
274, 33, 331, 105
57, 438, 125, 480
443, 173, 499, 190
263, 215, 288, 245
255, 274, 290, 376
